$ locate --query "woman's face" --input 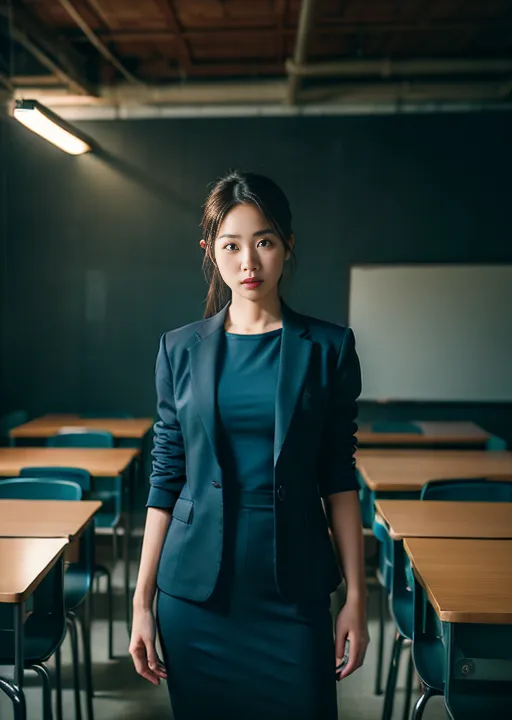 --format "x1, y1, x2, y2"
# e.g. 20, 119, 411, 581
202, 203, 293, 302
